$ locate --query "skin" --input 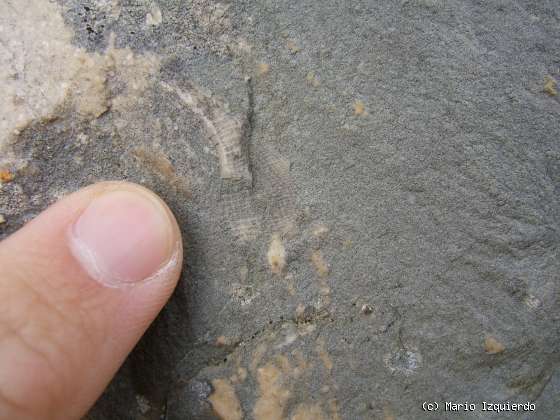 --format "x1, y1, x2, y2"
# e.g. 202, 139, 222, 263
0, 182, 183, 419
